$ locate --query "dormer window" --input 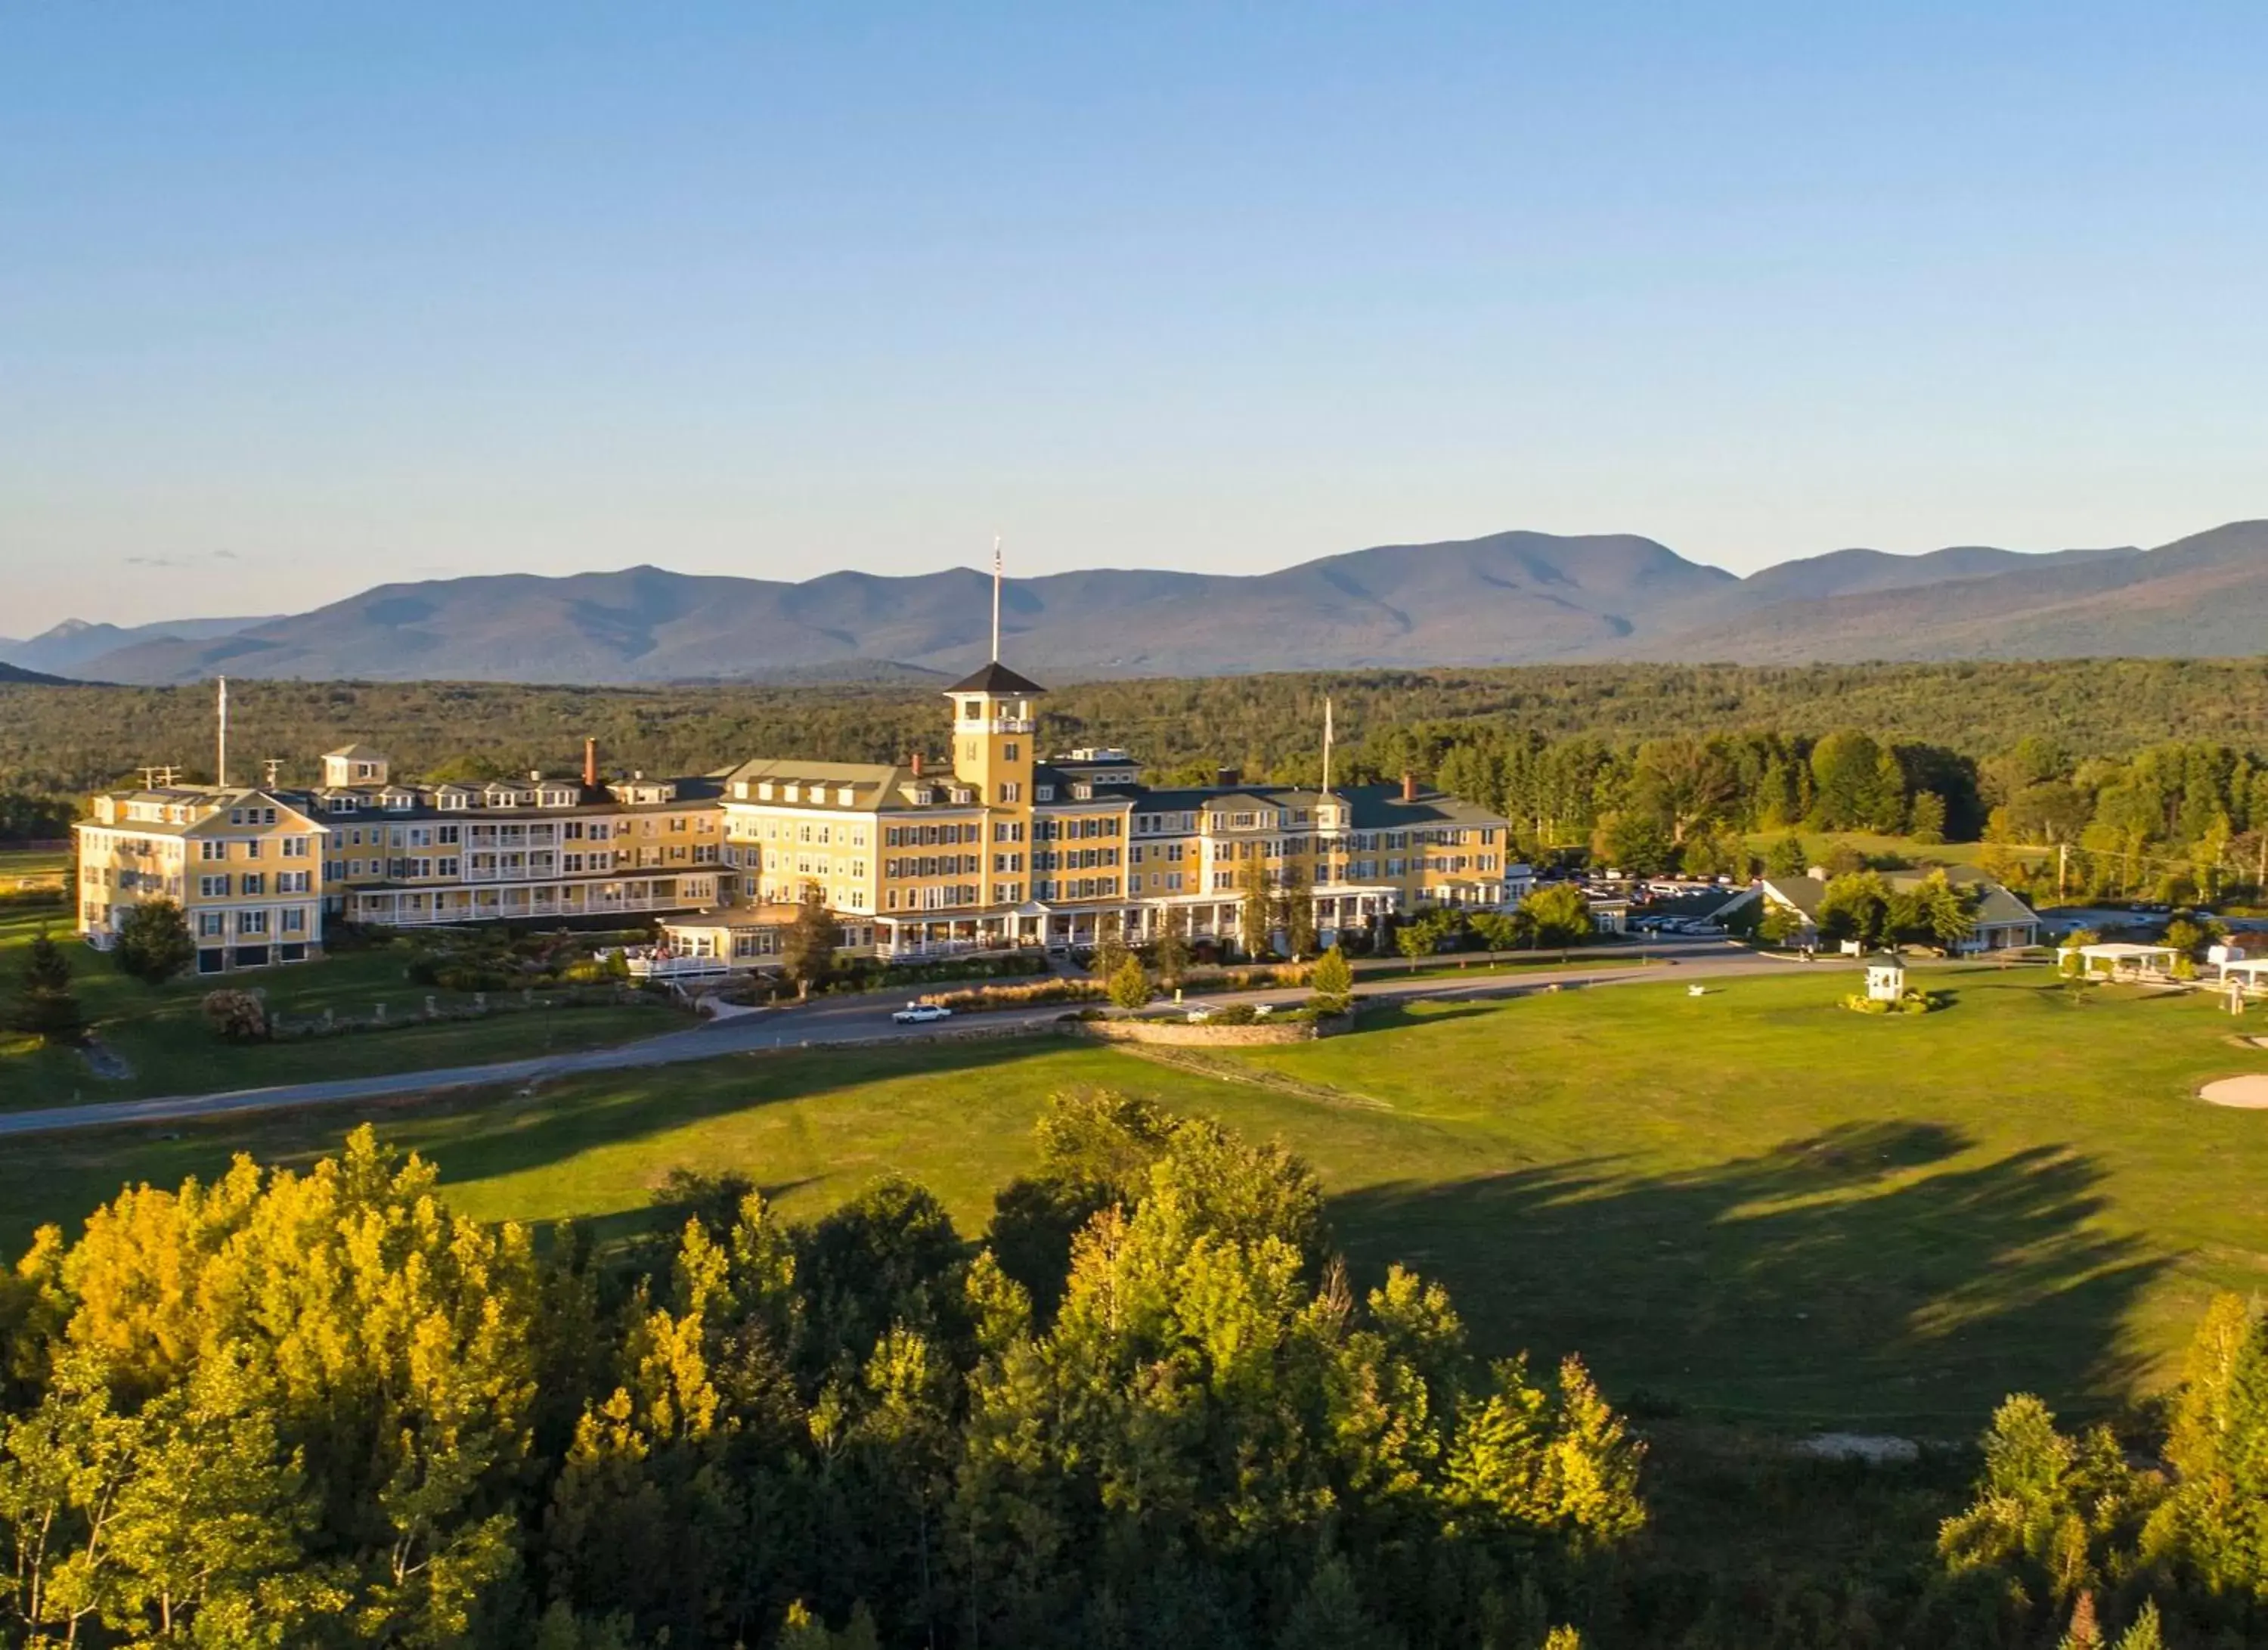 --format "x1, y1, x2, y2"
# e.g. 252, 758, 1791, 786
1036, 784, 1055, 802
757, 781, 774, 801
952, 788, 972, 805
1073, 783, 1092, 800
784, 783, 800, 803
835, 786, 854, 806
